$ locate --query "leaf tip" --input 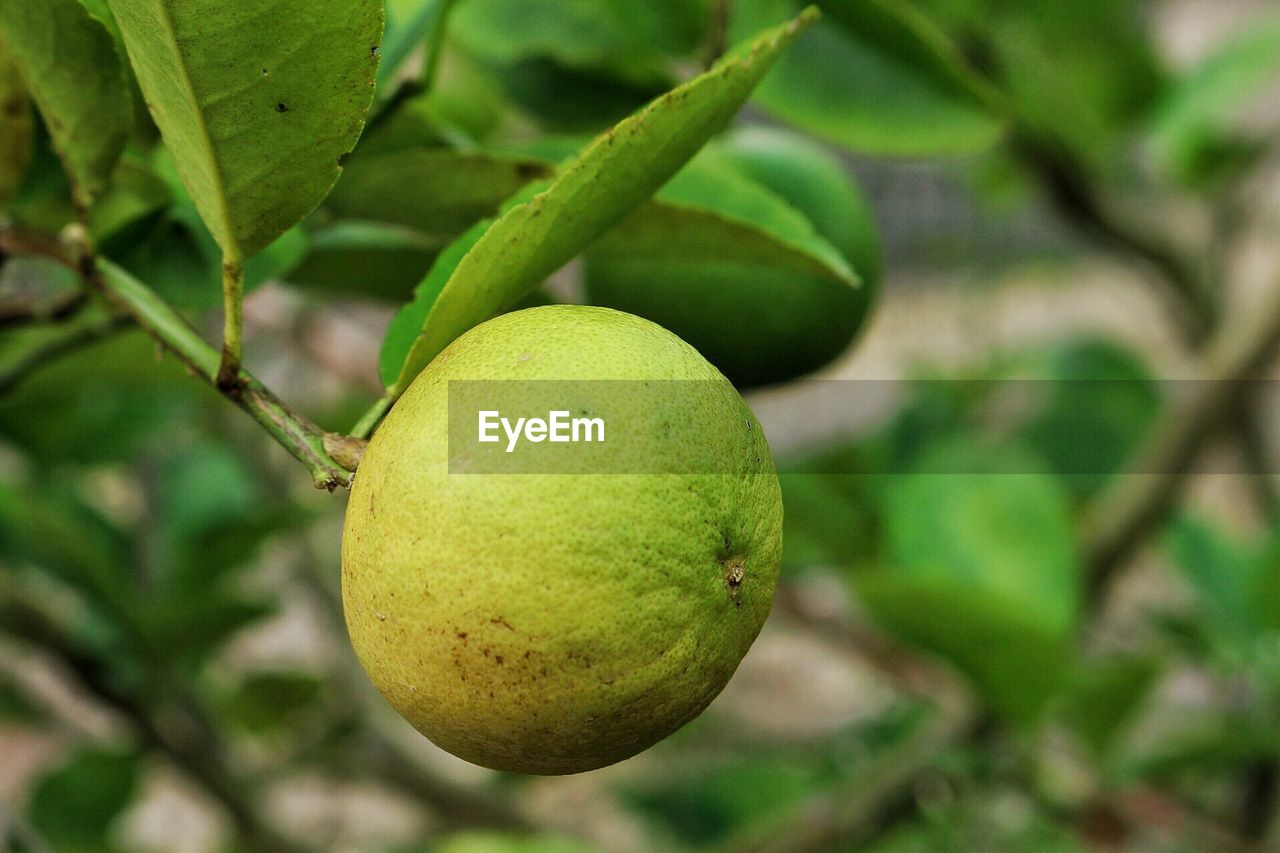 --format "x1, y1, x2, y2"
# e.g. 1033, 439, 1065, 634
795, 5, 823, 29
